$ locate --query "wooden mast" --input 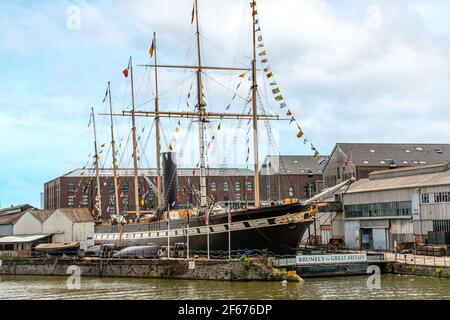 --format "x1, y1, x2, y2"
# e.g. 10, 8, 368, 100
153, 33, 163, 208
107, 82, 121, 216
91, 107, 103, 217
194, 0, 207, 209
129, 56, 141, 217
251, 1, 261, 208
